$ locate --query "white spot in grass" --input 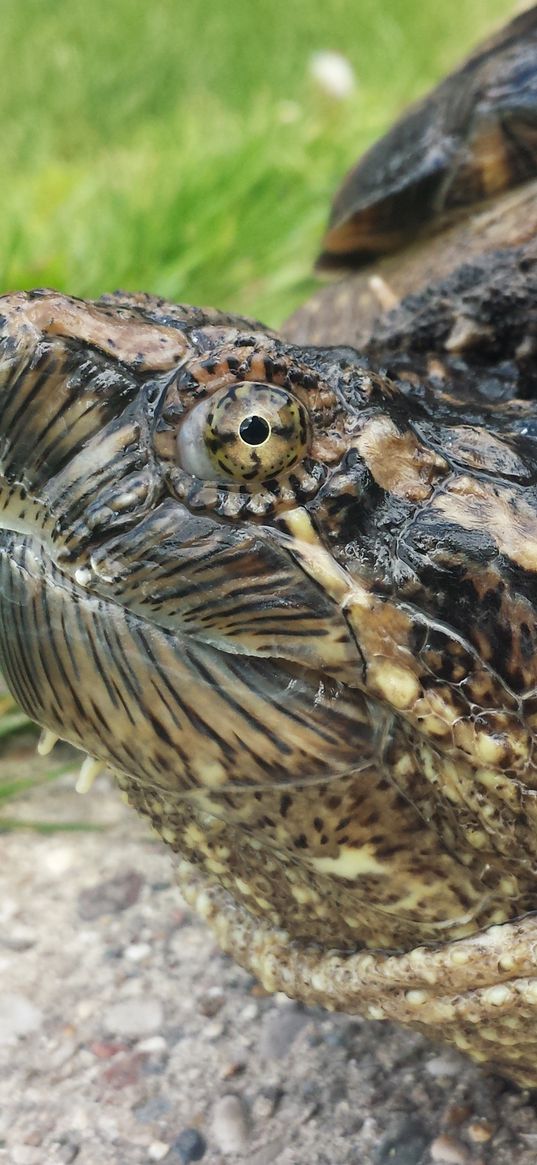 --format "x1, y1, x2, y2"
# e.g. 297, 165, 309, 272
309, 51, 356, 100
